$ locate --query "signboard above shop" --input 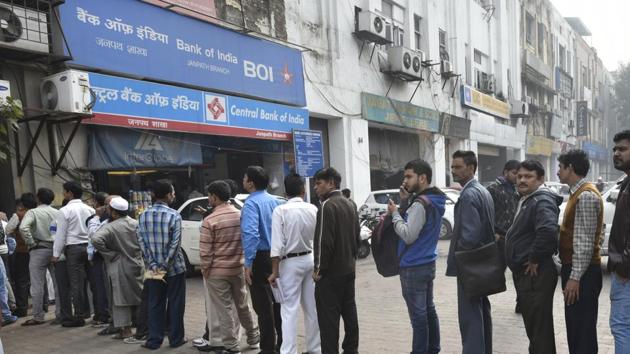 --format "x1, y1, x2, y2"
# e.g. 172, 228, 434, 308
461, 85, 510, 119
59, 0, 306, 106
86, 72, 308, 141
360, 92, 440, 133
